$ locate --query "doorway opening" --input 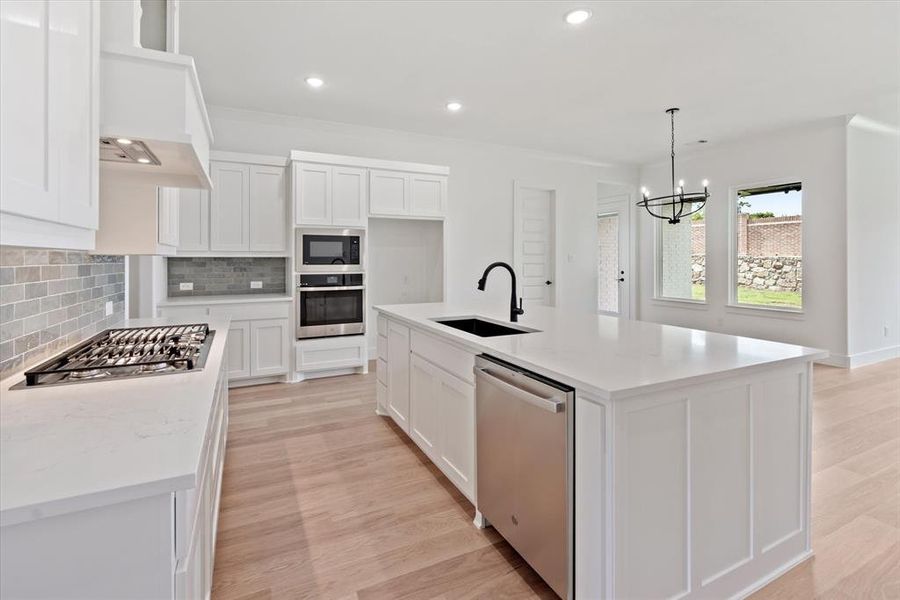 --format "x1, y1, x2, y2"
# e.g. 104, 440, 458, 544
597, 182, 635, 318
